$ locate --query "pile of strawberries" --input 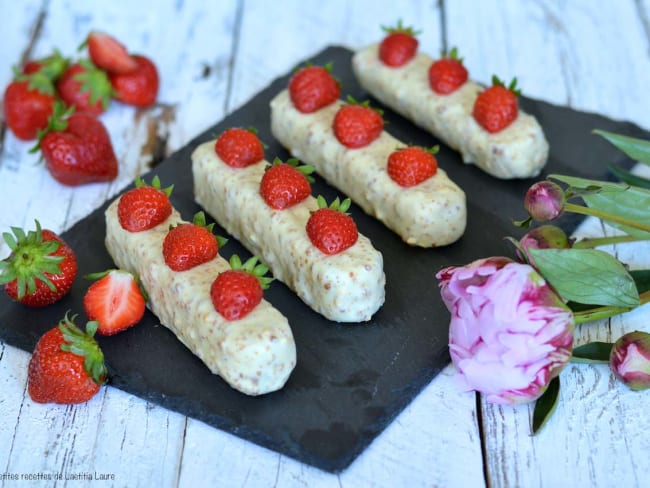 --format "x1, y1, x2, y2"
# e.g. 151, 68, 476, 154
3, 31, 159, 186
